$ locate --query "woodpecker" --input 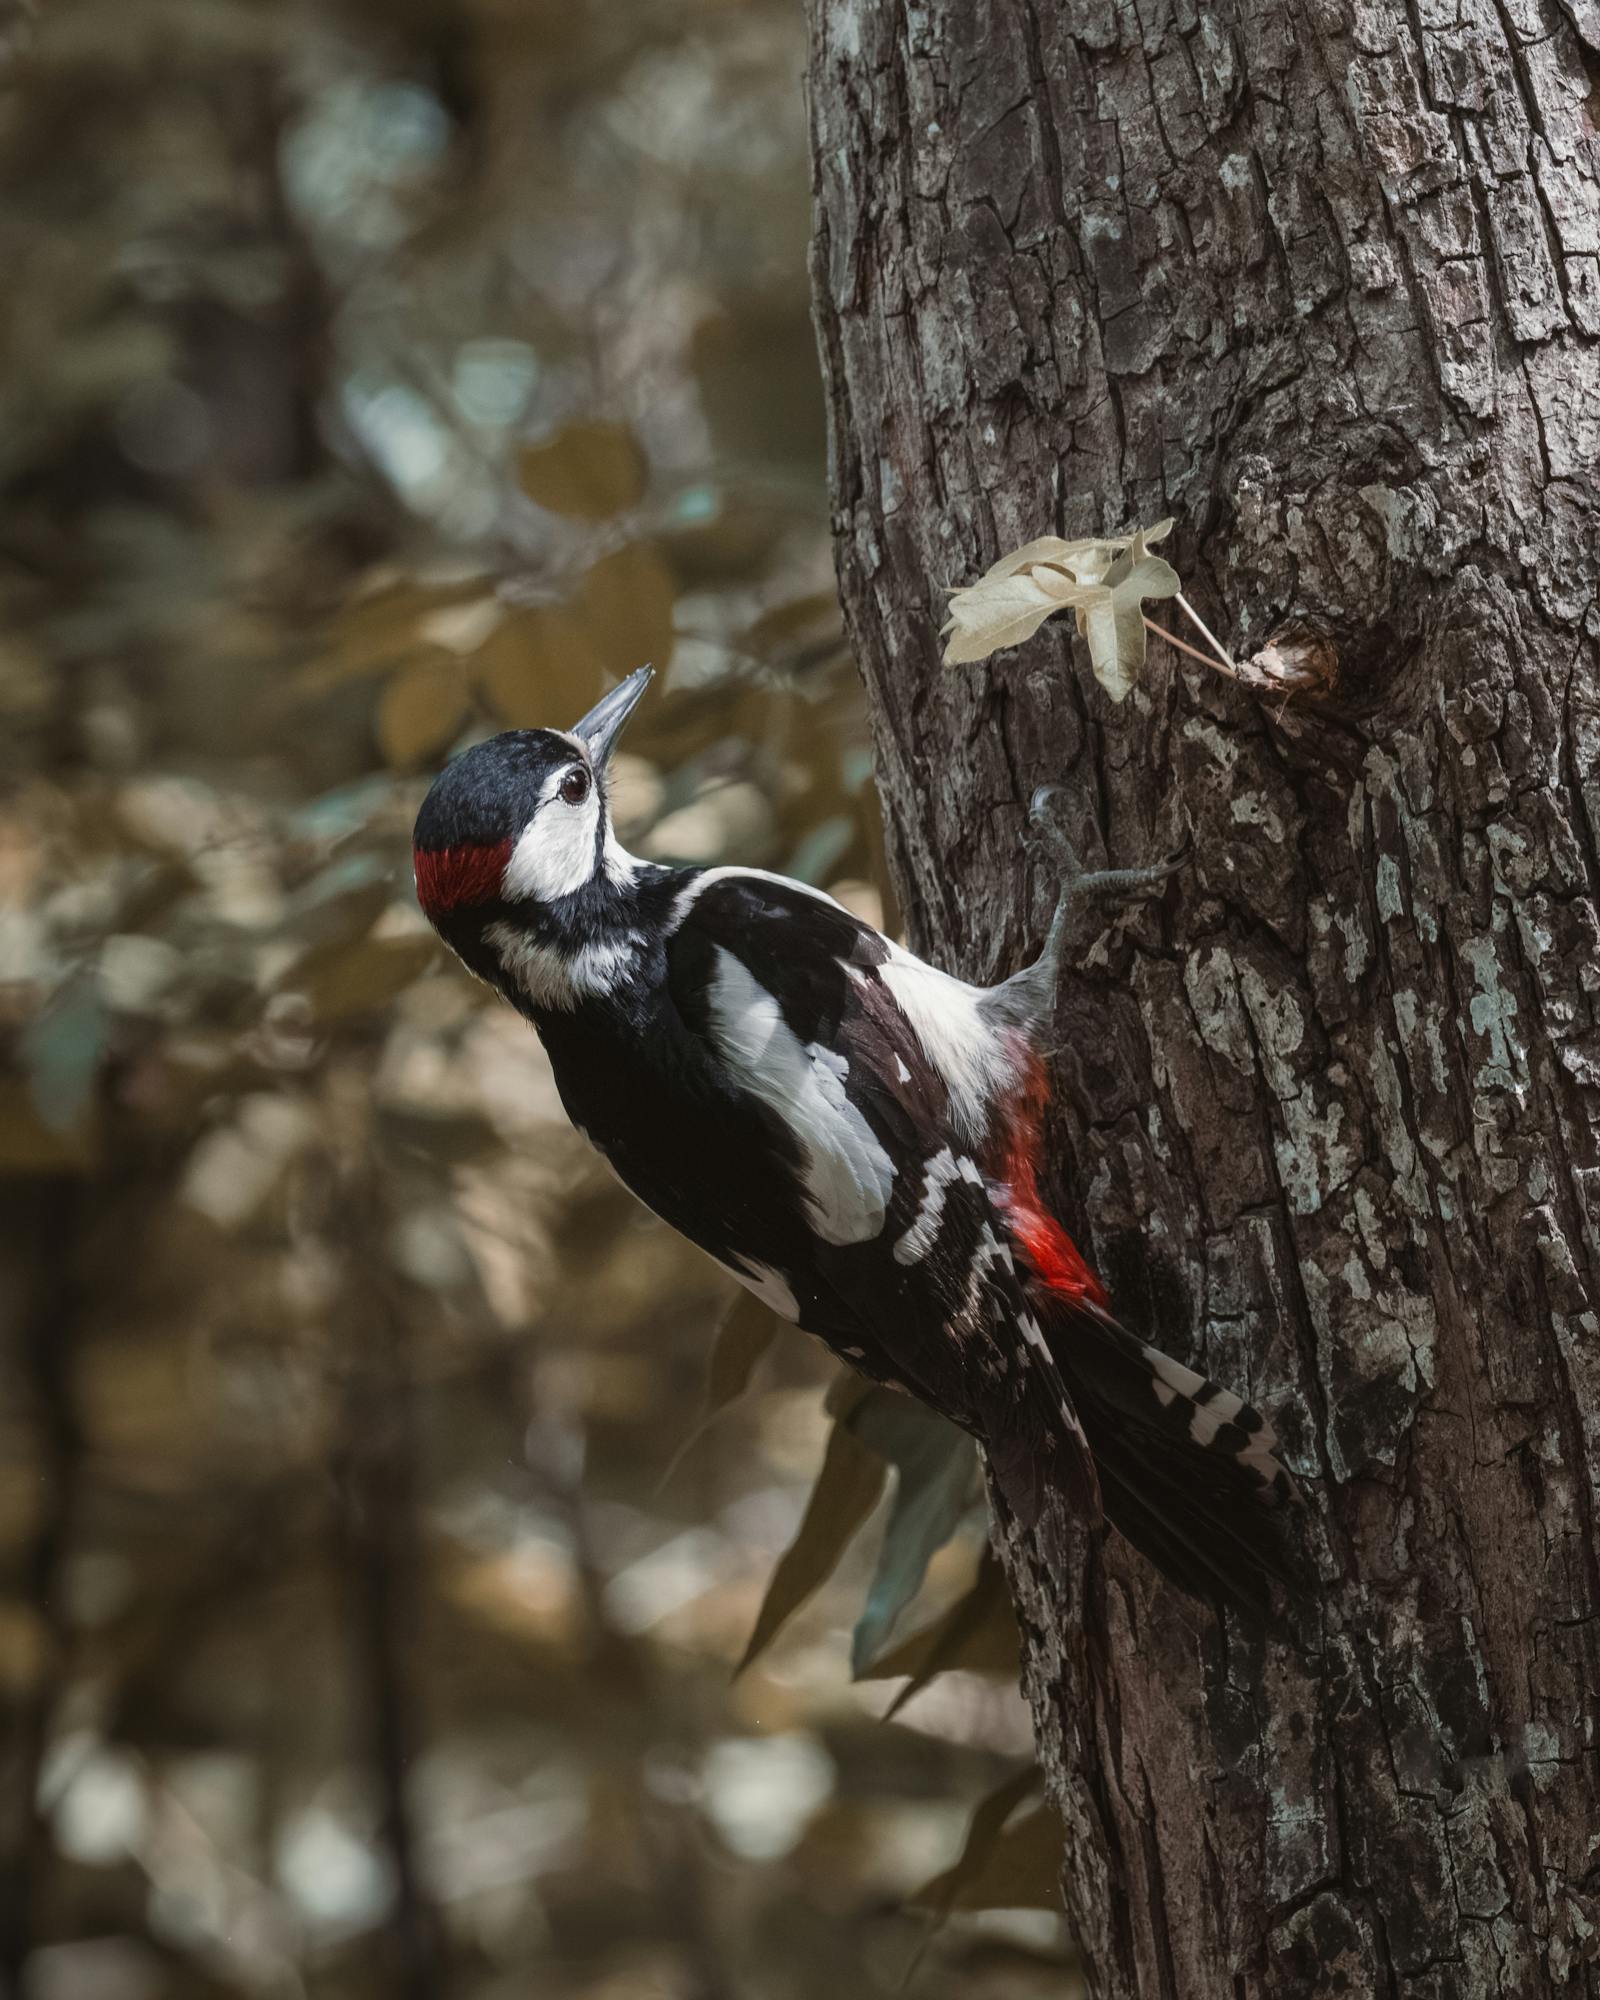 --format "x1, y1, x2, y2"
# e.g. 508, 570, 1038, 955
414, 667, 1299, 1612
